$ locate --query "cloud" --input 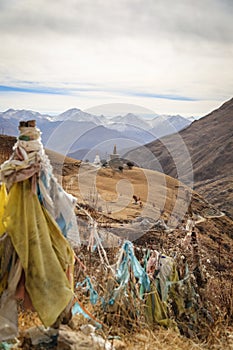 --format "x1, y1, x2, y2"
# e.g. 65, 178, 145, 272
0, 0, 232, 115
122, 91, 198, 101
0, 82, 199, 103
0, 84, 70, 95
0, 0, 232, 43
